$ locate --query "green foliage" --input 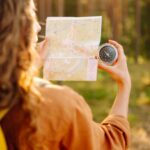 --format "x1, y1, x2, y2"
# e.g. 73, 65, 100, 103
141, 0, 150, 58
